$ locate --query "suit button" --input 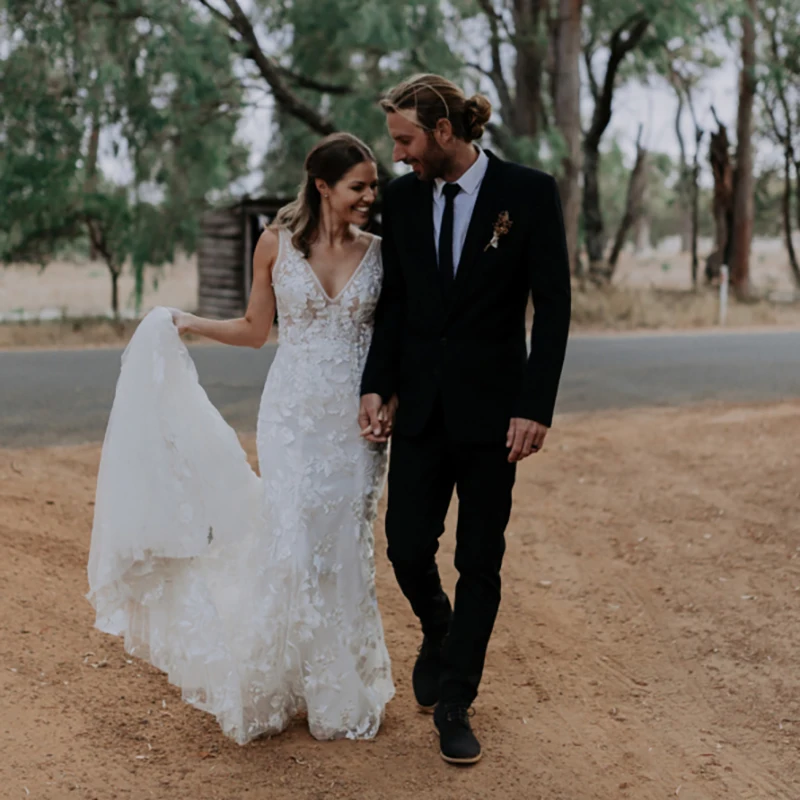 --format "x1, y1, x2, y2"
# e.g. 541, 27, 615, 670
440, 337, 447, 346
